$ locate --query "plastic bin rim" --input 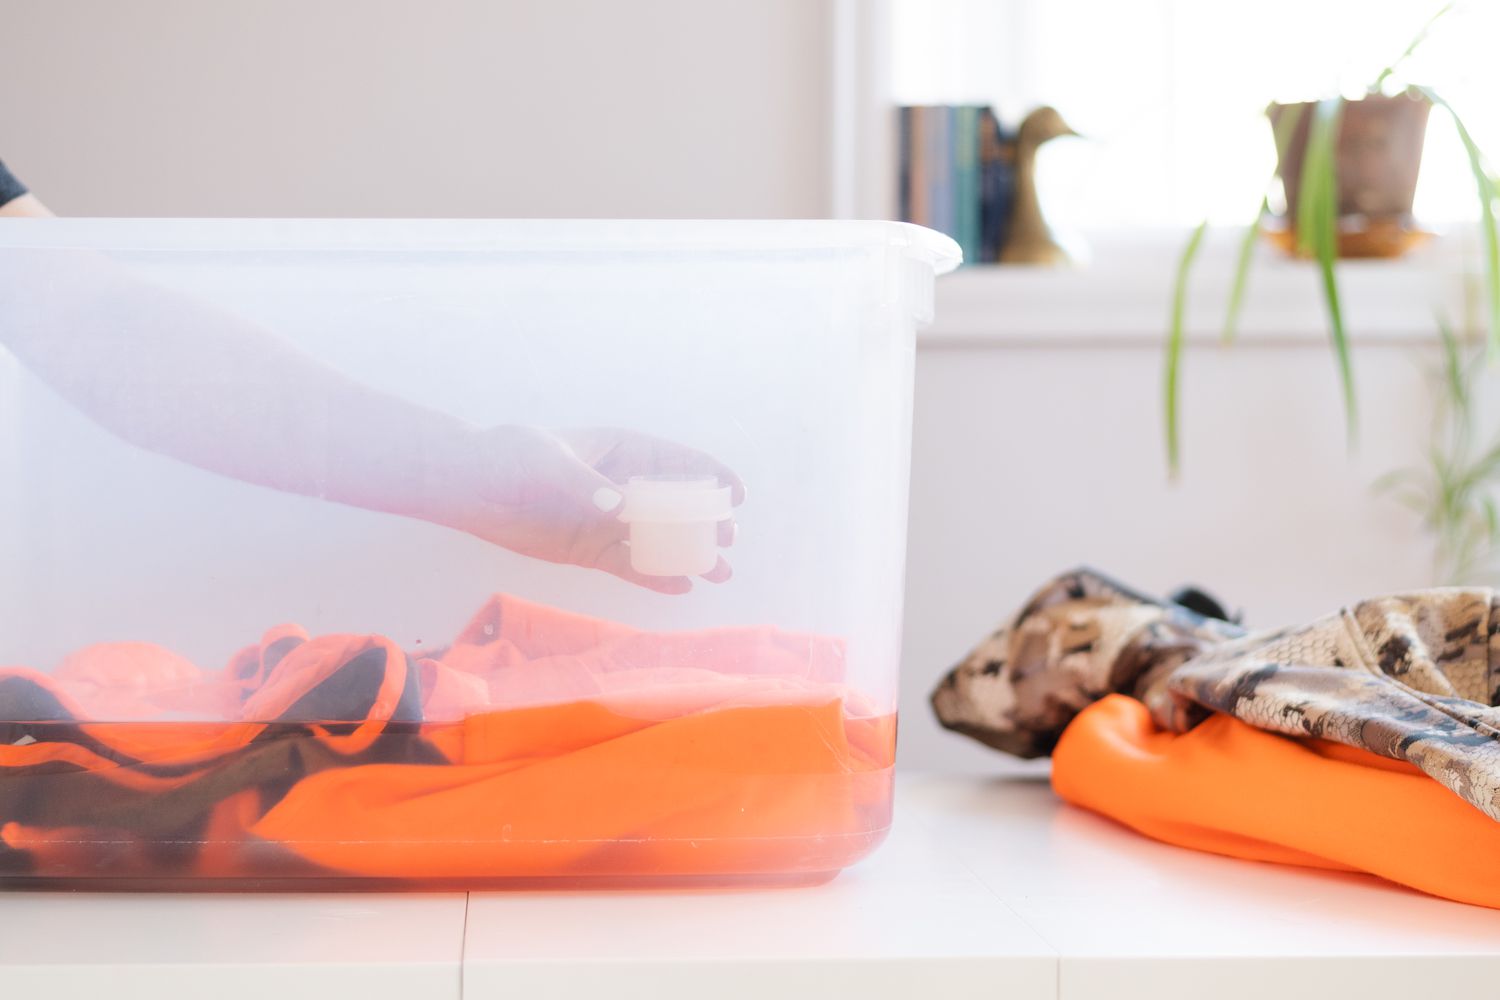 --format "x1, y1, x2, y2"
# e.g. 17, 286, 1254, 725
0, 218, 962, 275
